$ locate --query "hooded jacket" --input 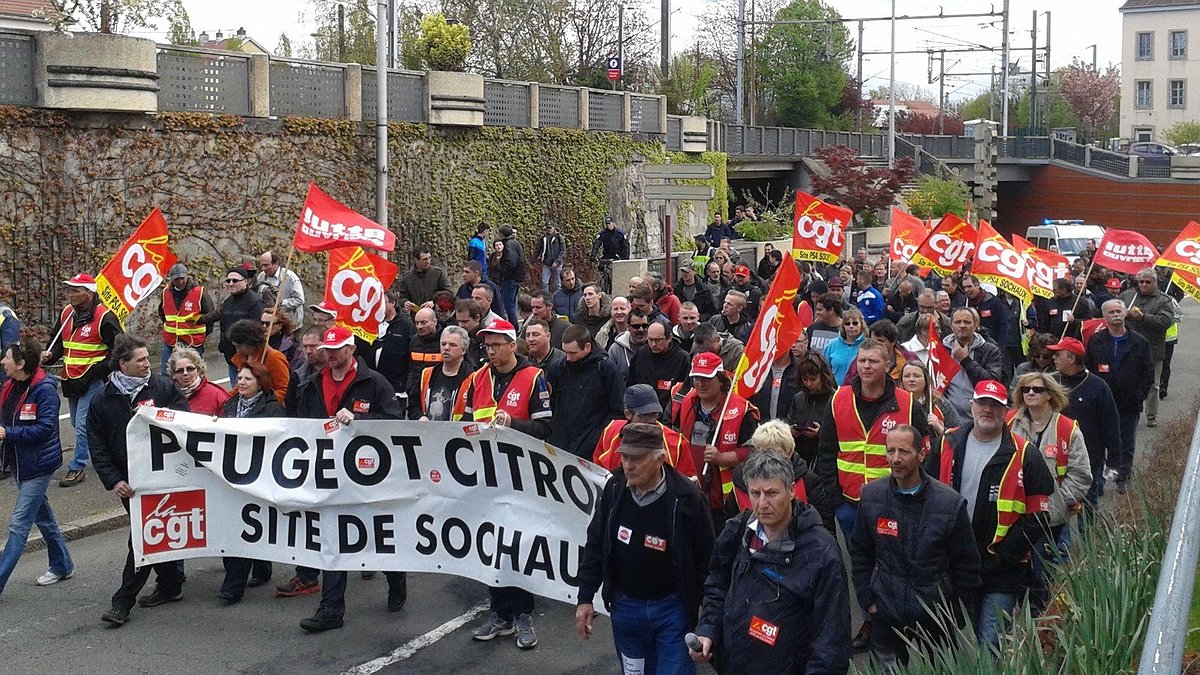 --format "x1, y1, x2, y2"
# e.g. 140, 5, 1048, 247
627, 343, 691, 413
572, 293, 612, 340
606, 331, 638, 381
545, 348, 624, 457
0, 368, 62, 480
553, 282, 584, 321
1008, 410, 1092, 526
696, 504, 851, 674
